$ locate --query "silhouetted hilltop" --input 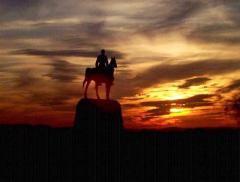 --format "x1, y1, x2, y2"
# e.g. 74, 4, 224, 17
0, 124, 239, 181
